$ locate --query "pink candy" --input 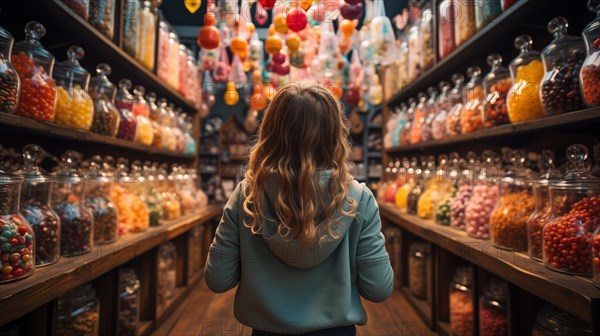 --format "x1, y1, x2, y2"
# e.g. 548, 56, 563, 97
451, 183, 472, 231
465, 183, 498, 239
